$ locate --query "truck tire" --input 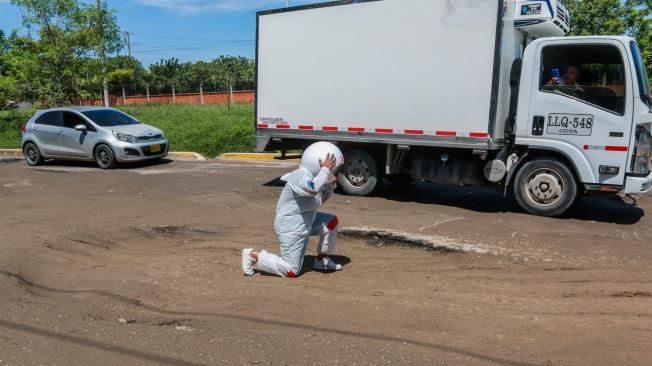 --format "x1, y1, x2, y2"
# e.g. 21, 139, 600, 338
338, 149, 381, 196
513, 158, 578, 217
